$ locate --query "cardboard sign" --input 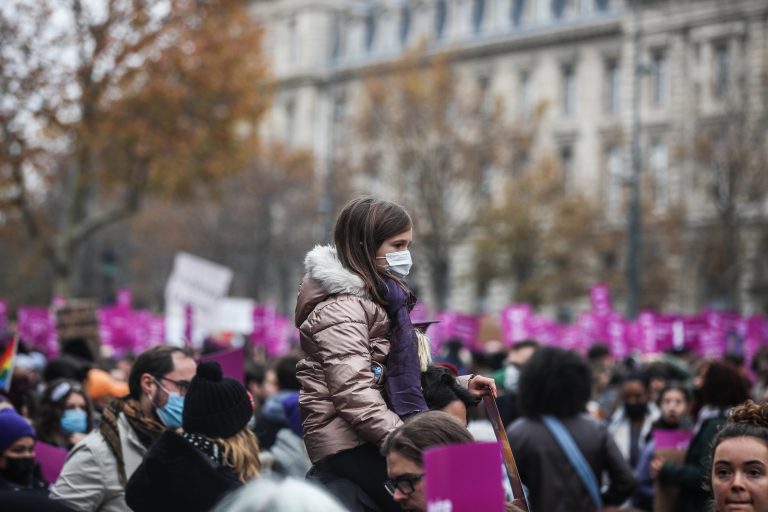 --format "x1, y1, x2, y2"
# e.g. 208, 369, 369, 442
165, 252, 233, 345
198, 347, 245, 384
36, 441, 68, 485
424, 442, 505, 512
56, 300, 101, 358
